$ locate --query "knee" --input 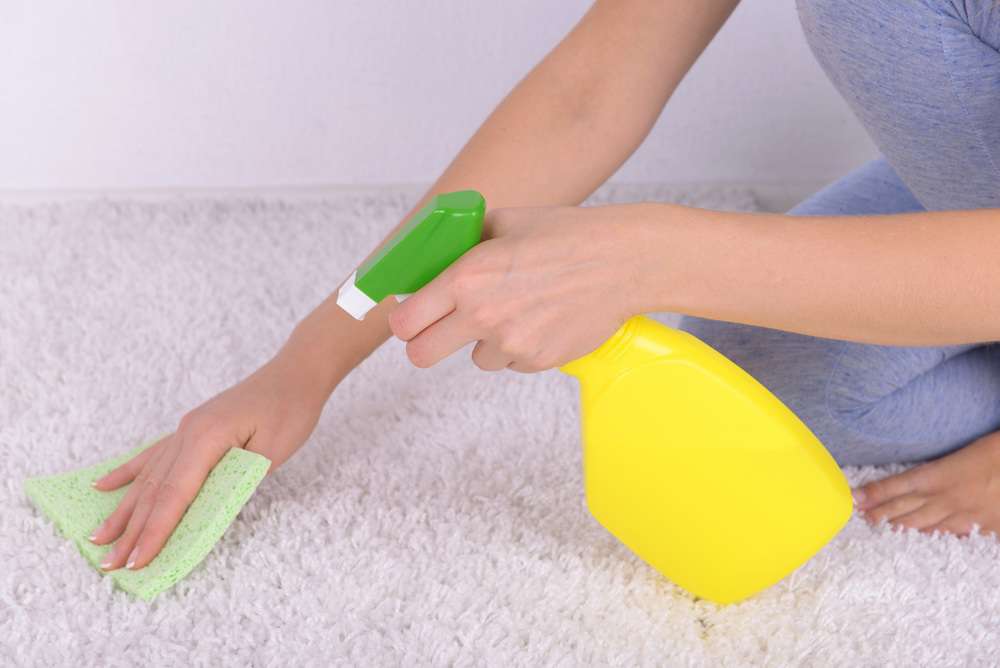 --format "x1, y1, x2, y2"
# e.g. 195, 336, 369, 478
677, 316, 865, 465
822, 345, 930, 441
676, 317, 917, 465
676, 315, 839, 421
819, 343, 992, 465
